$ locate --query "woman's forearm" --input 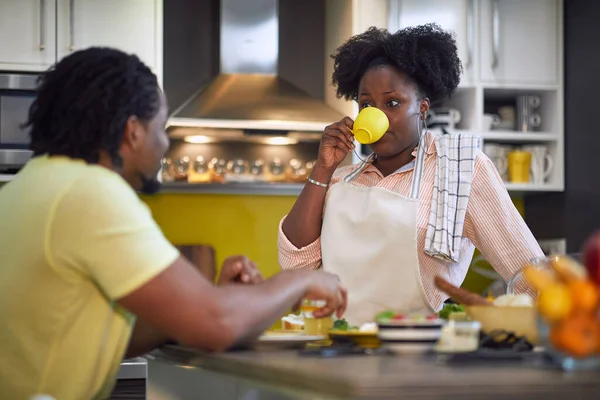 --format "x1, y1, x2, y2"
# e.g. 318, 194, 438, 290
282, 163, 335, 248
